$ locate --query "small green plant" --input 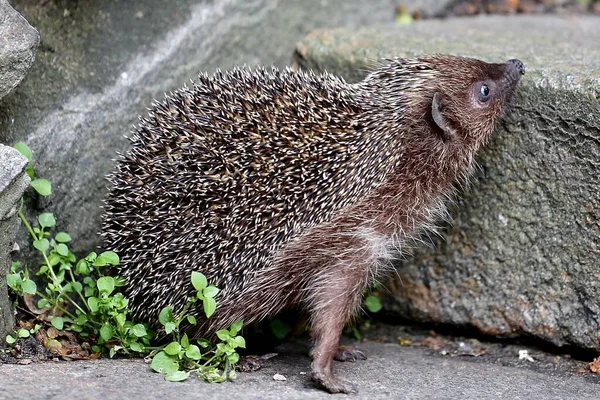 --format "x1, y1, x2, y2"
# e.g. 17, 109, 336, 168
10, 142, 152, 357
364, 293, 382, 314
150, 271, 245, 382
5, 324, 41, 345
7, 141, 245, 383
